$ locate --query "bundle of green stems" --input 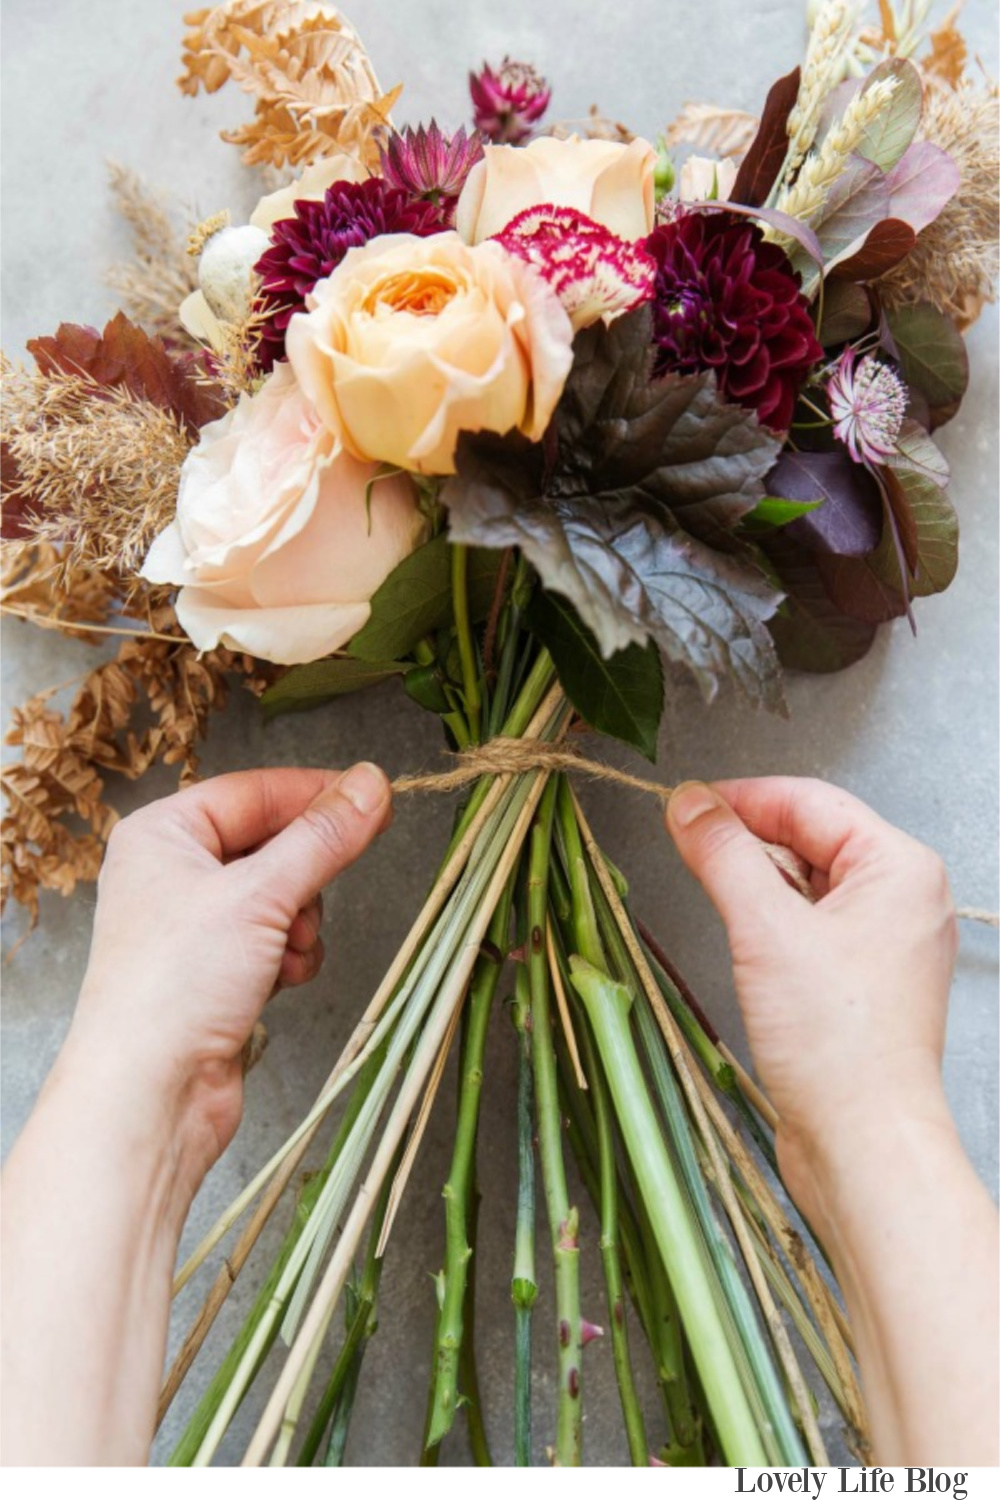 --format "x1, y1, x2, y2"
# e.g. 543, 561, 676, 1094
158, 550, 868, 1467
